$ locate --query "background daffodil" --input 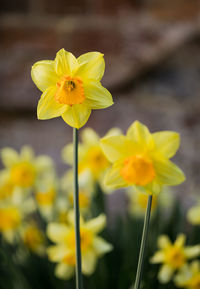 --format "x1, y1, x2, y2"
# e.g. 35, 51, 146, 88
174, 261, 200, 288
100, 120, 185, 194
150, 234, 200, 284
62, 127, 121, 190
31, 49, 113, 129
1, 146, 53, 190
47, 211, 113, 280
20, 222, 46, 256
126, 187, 158, 217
